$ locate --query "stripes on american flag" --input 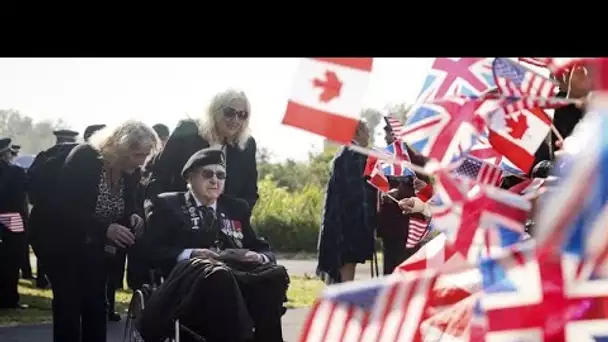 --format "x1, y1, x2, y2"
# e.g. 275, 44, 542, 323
493, 58, 558, 99
451, 155, 504, 186
386, 114, 407, 139
407, 217, 430, 248
518, 57, 551, 68
300, 271, 437, 342
0, 213, 24, 233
